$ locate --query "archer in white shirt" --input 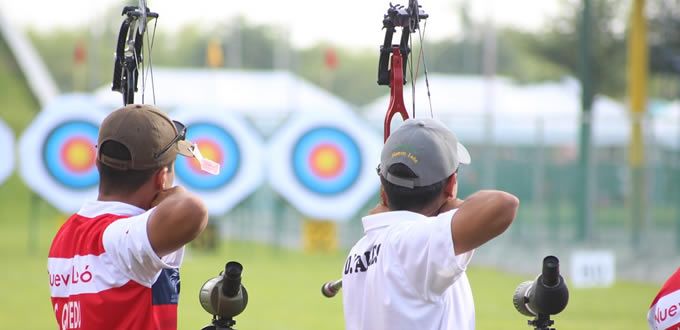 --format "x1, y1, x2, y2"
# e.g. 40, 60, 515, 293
342, 118, 519, 330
